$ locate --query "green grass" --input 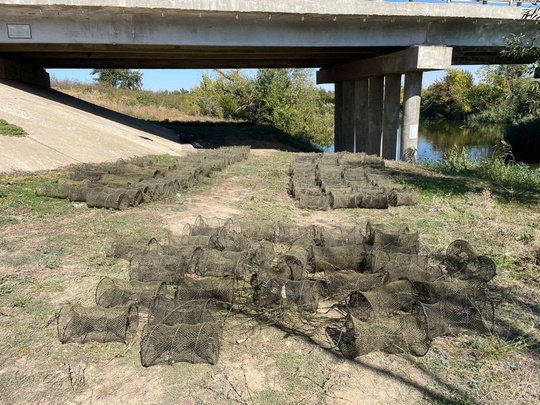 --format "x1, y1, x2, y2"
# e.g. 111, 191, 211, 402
422, 145, 540, 193
0, 118, 27, 137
